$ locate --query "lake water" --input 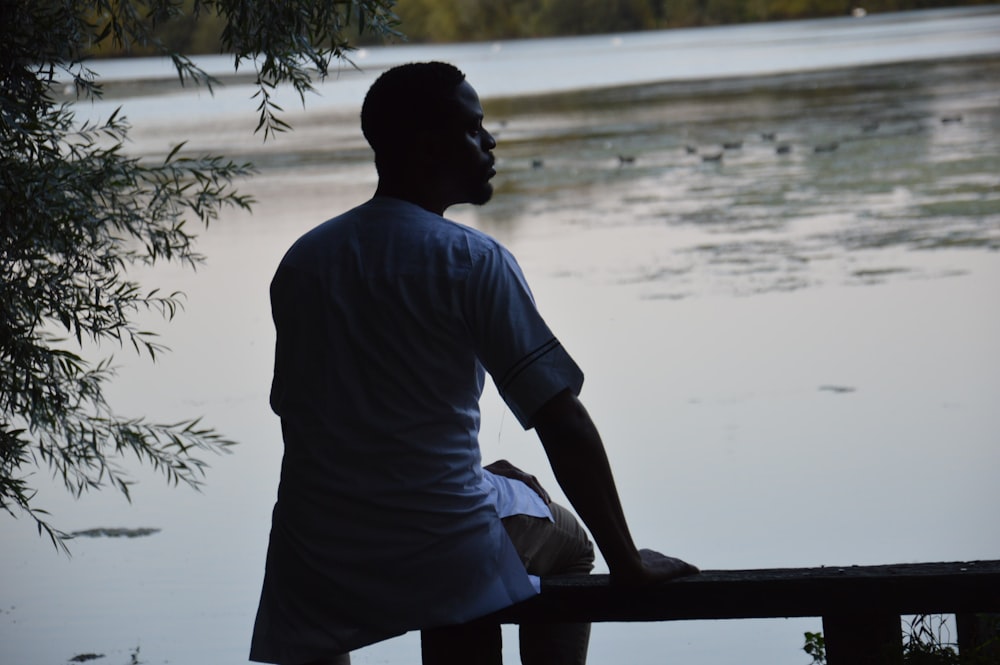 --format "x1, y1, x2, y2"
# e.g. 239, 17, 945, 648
3, 6, 1000, 665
